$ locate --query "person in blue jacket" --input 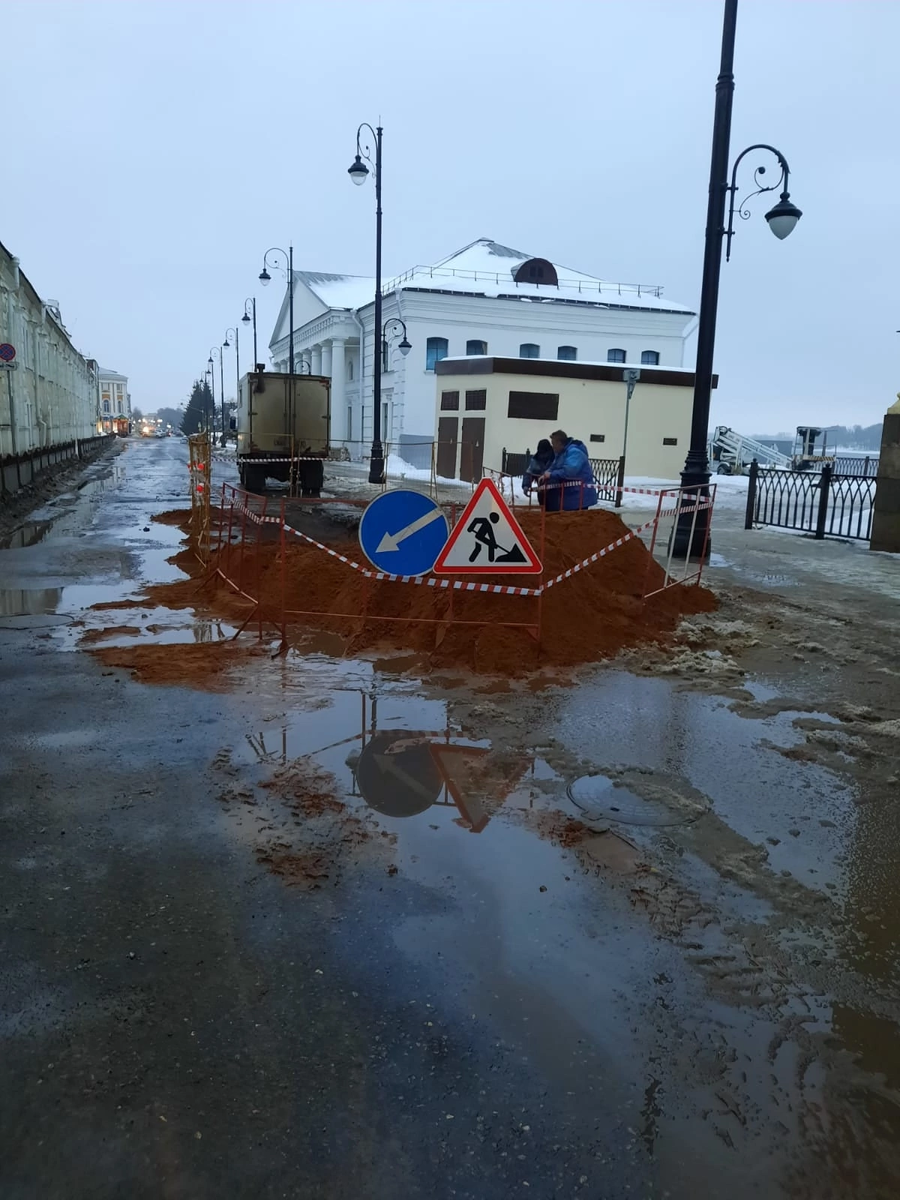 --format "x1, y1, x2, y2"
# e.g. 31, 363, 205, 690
522, 438, 555, 503
541, 429, 598, 512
